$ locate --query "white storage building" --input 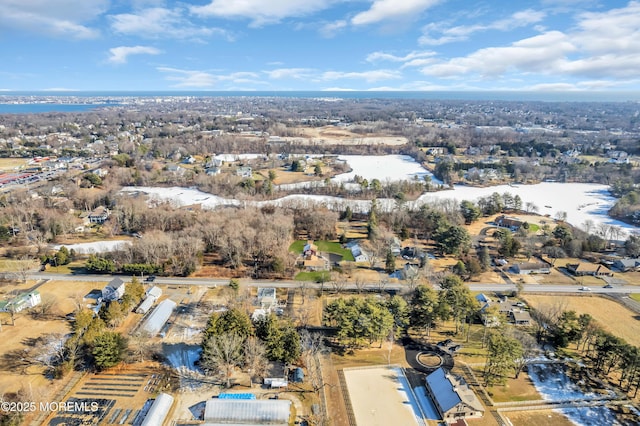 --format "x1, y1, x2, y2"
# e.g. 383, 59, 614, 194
204, 399, 291, 425
140, 299, 176, 335
140, 393, 174, 426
